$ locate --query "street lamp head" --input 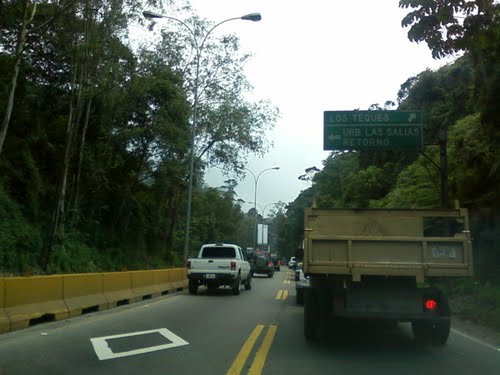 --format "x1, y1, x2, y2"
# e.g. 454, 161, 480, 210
241, 12, 262, 22
143, 10, 163, 19
272, 166, 280, 170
